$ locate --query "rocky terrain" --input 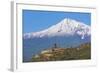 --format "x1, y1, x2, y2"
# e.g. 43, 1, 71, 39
31, 43, 91, 62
